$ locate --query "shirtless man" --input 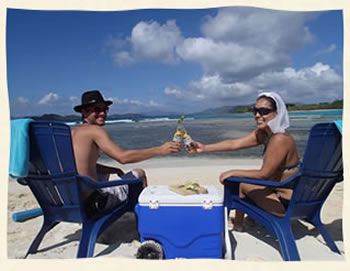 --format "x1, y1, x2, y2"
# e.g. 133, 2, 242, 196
71, 90, 181, 216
